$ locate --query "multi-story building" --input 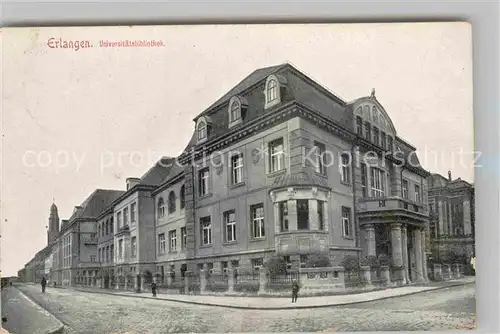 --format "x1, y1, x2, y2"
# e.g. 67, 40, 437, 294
20, 63, 432, 286
149, 63, 431, 283
427, 171, 475, 262
50, 189, 124, 286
